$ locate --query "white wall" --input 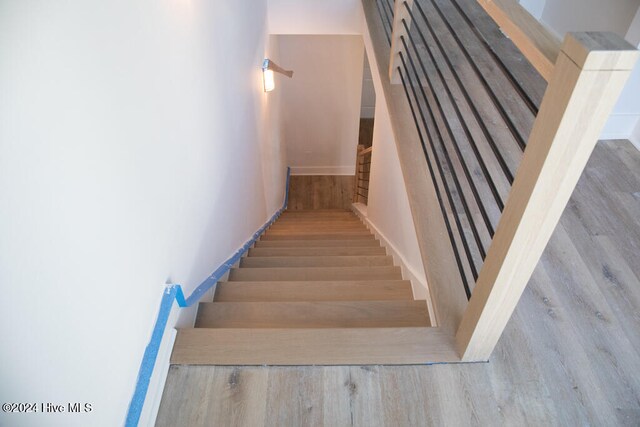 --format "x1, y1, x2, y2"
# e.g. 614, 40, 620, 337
365, 103, 432, 303
268, 0, 362, 35
520, 0, 640, 144
601, 53, 640, 143
261, 36, 289, 213
540, 0, 638, 39
276, 35, 364, 175
518, 0, 546, 19
603, 7, 640, 146
0, 1, 284, 426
